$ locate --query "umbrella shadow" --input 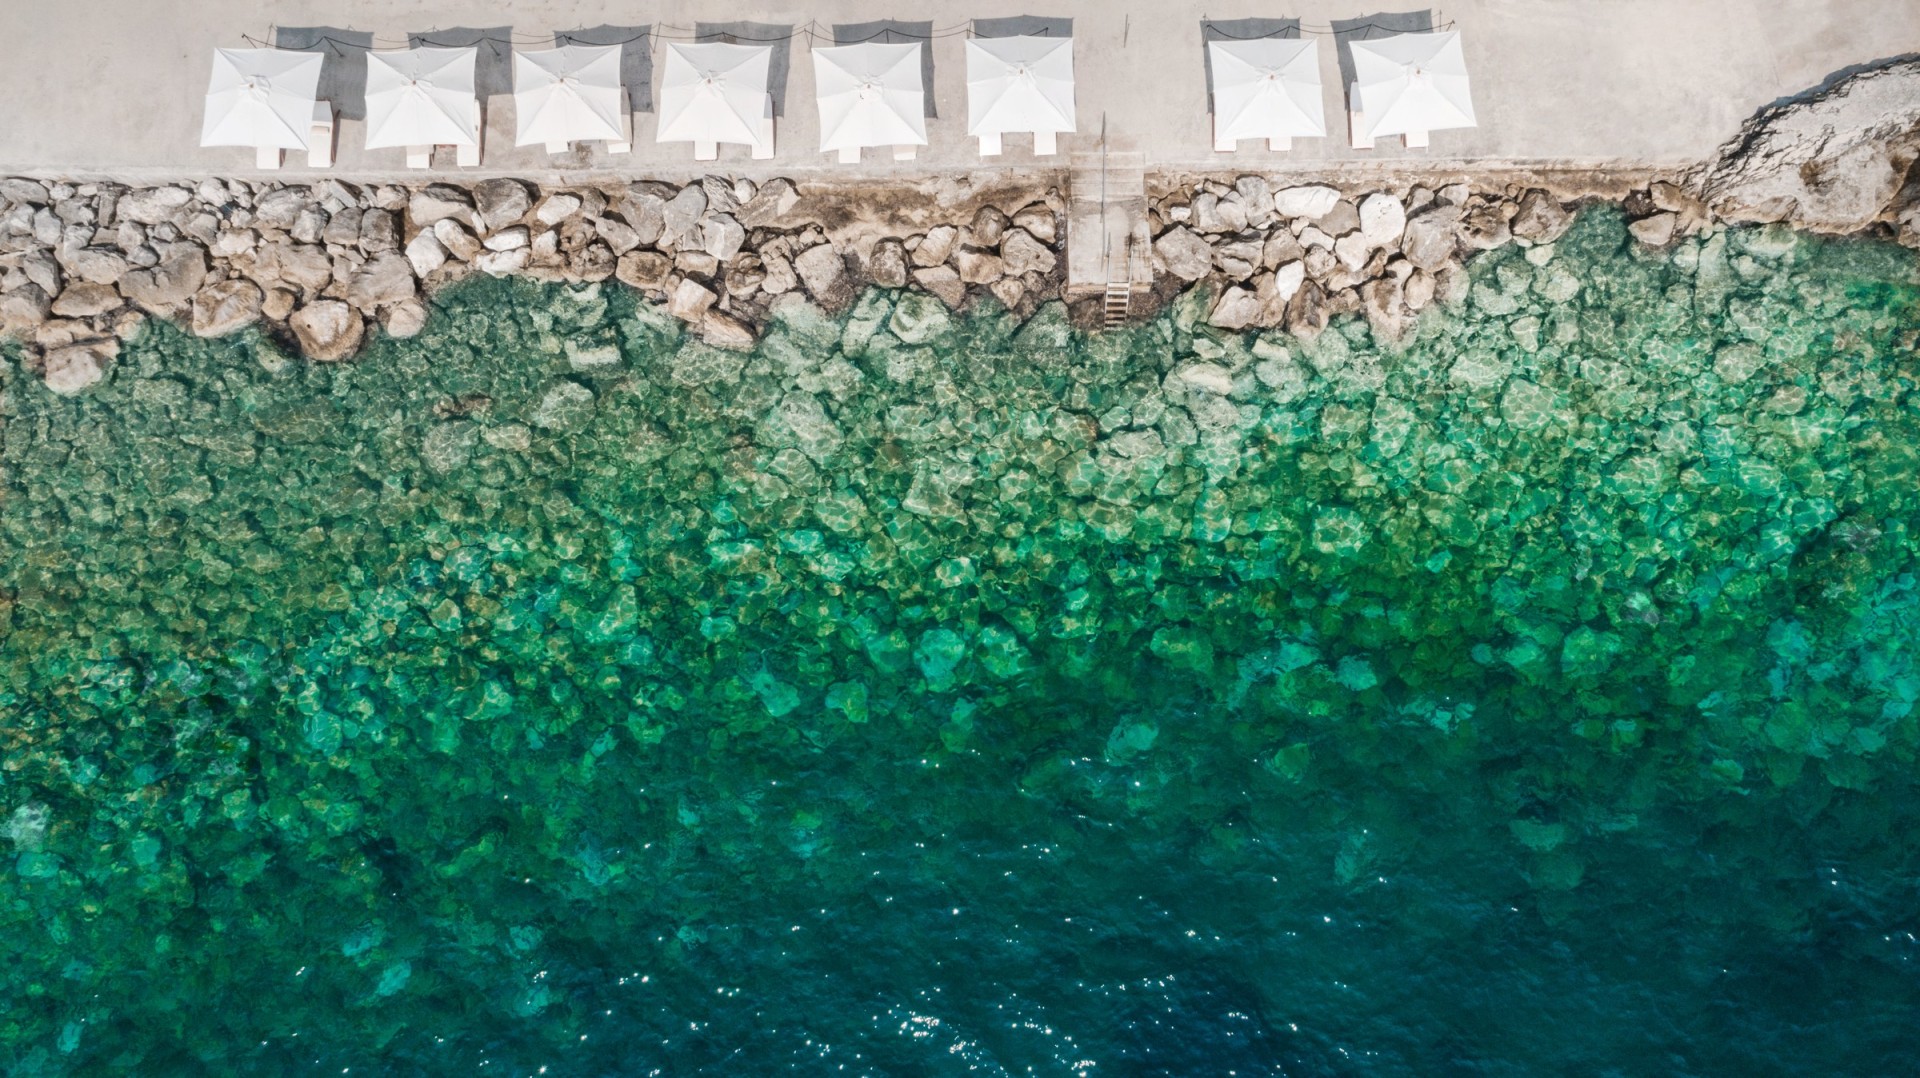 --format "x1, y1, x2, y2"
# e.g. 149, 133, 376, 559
406, 27, 516, 100
1330, 11, 1435, 95
832, 21, 937, 118
972, 16, 1073, 39
693, 22, 795, 118
555, 25, 655, 112
274, 27, 374, 121
1199, 19, 1302, 113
